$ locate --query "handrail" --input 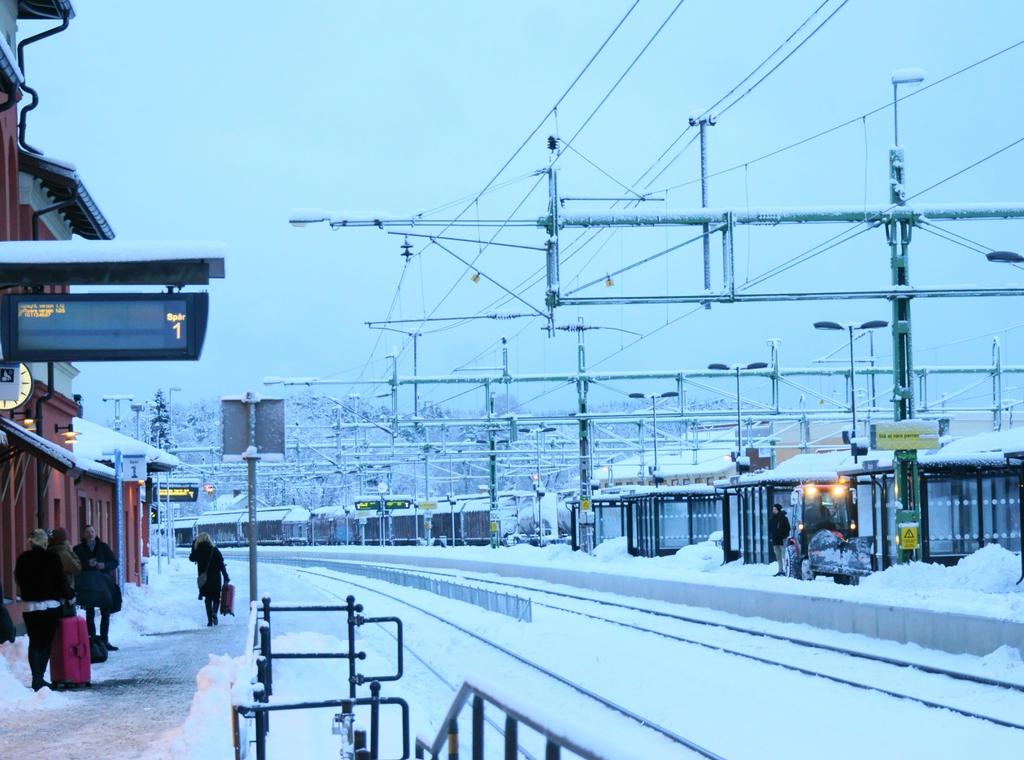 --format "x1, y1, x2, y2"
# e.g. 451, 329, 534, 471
415, 676, 608, 760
